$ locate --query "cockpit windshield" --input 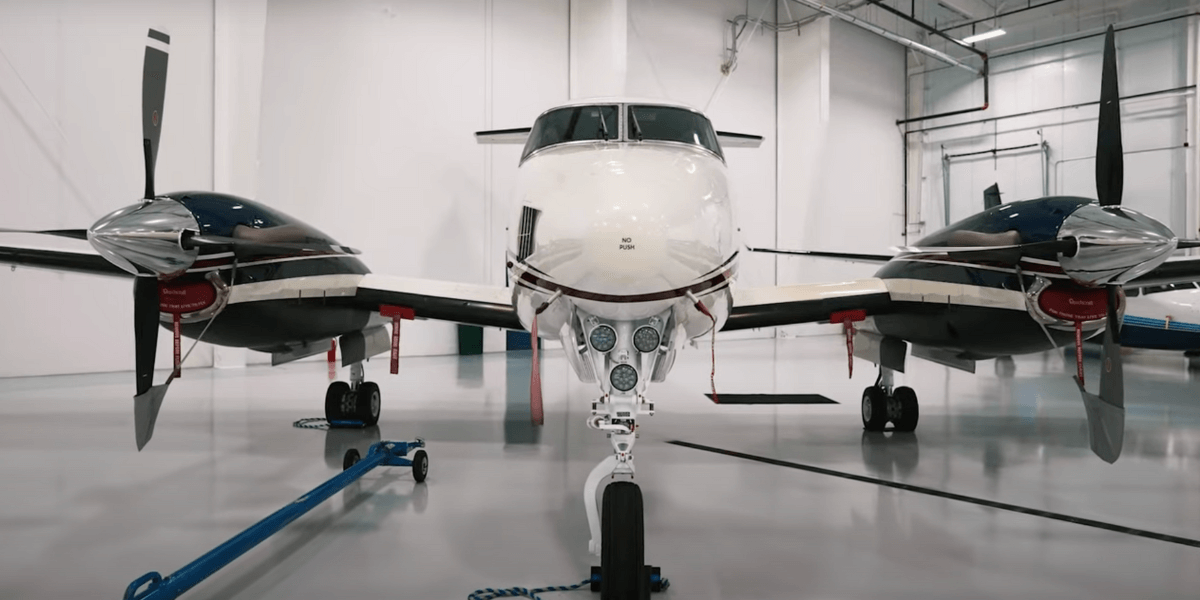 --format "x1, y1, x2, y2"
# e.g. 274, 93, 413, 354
522, 105, 619, 159
628, 105, 722, 157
